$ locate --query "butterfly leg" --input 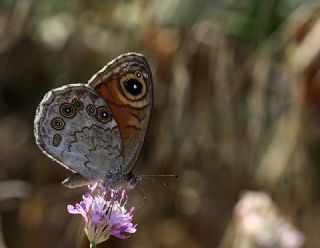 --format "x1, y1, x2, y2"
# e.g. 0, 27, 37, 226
62, 173, 96, 188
